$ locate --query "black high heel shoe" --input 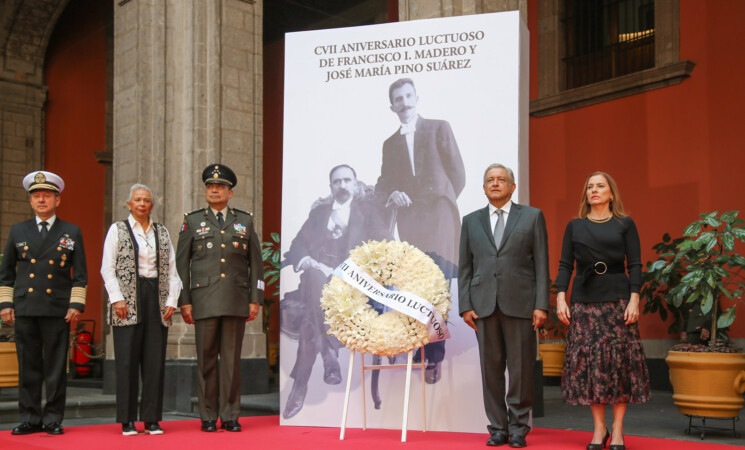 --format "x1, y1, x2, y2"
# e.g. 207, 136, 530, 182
609, 442, 625, 450
586, 429, 610, 450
